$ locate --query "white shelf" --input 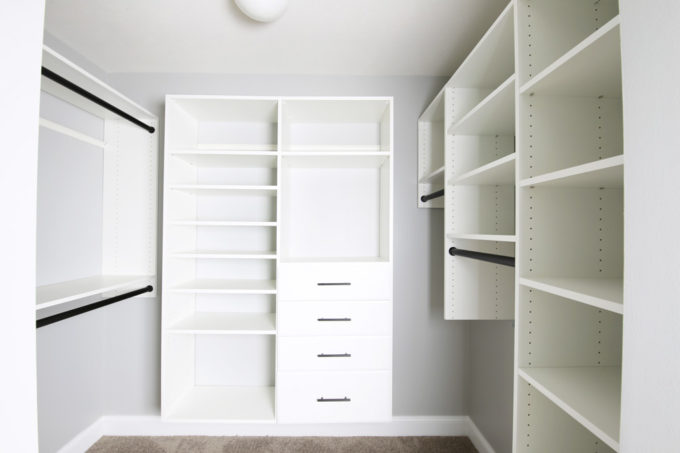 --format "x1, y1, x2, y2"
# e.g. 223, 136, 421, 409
519, 367, 621, 451
280, 256, 390, 263
447, 233, 516, 243
281, 152, 389, 168
167, 312, 276, 335
170, 185, 278, 196
521, 17, 621, 98
172, 279, 277, 295
419, 165, 445, 184
170, 250, 277, 259
520, 155, 623, 188
196, 143, 276, 151
520, 277, 623, 314
448, 75, 515, 136
170, 150, 278, 168
36, 275, 151, 311
170, 220, 277, 227
451, 153, 516, 186
167, 386, 275, 421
